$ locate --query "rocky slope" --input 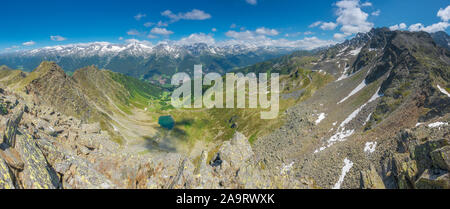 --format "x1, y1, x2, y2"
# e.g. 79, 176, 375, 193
252, 28, 449, 189
0, 89, 316, 188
